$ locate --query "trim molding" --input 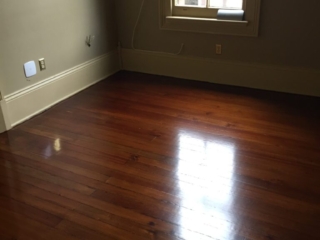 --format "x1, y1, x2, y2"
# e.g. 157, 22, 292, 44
1, 50, 120, 131
121, 48, 320, 97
